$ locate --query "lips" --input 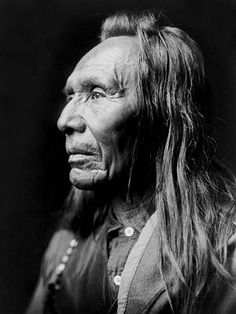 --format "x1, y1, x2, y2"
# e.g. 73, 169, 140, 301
67, 142, 100, 156
68, 153, 95, 163
67, 145, 101, 164
68, 151, 102, 172
67, 148, 94, 156
66, 143, 101, 168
